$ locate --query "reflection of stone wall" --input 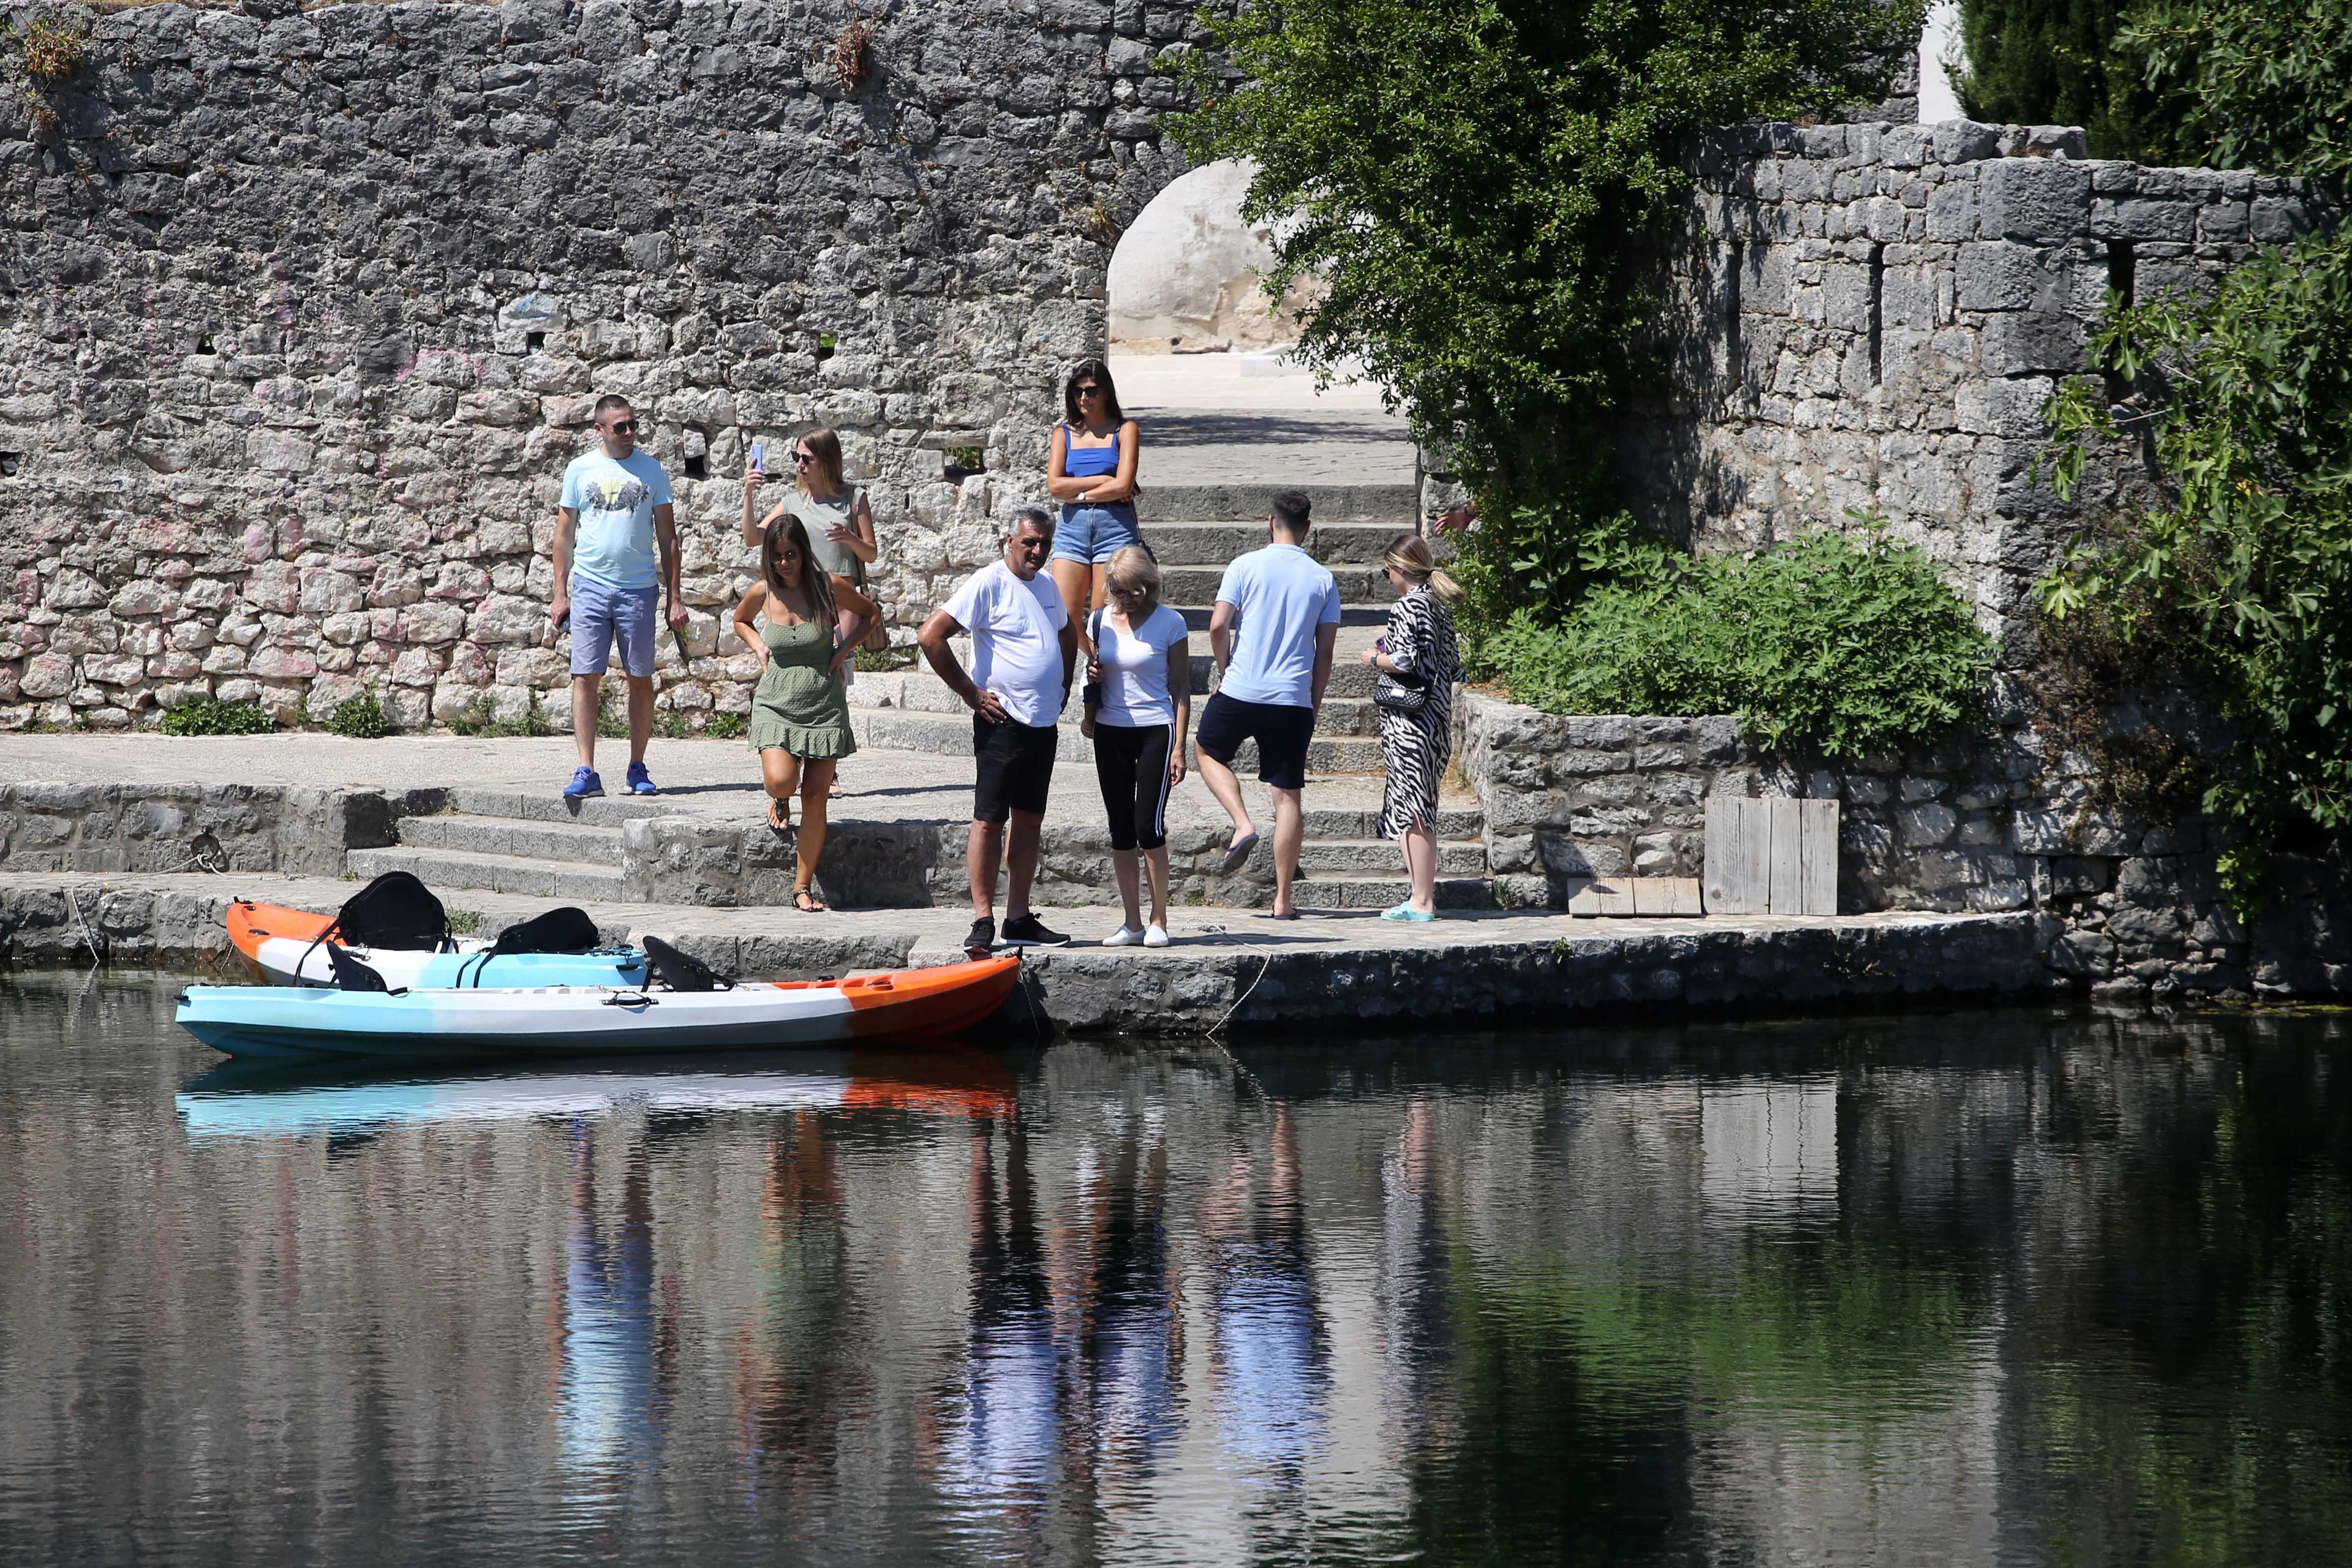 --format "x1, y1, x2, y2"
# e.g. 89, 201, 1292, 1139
0, 0, 1207, 733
